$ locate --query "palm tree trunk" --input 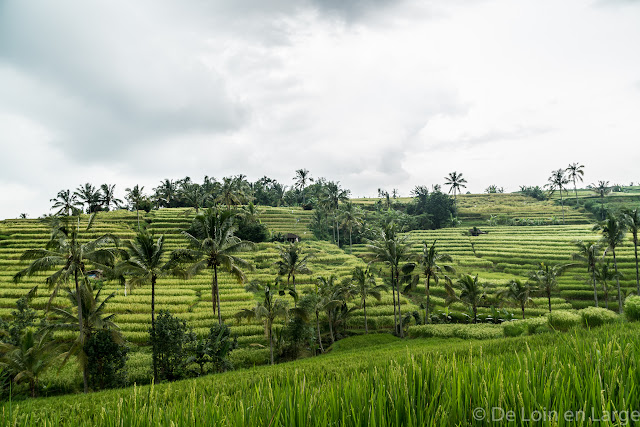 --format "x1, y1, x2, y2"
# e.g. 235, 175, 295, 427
316, 311, 324, 353
425, 274, 431, 324
328, 311, 335, 343
521, 303, 525, 320
396, 269, 404, 338
560, 192, 565, 225
211, 270, 217, 318
473, 304, 477, 324
292, 274, 297, 308
574, 181, 578, 203
336, 218, 340, 247
75, 270, 88, 394
349, 227, 353, 254
613, 249, 622, 314
151, 275, 158, 383
547, 288, 552, 313
364, 299, 368, 333
592, 270, 599, 307
634, 237, 639, 295
391, 273, 398, 333
269, 321, 274, 365
214, 265, 222, 324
